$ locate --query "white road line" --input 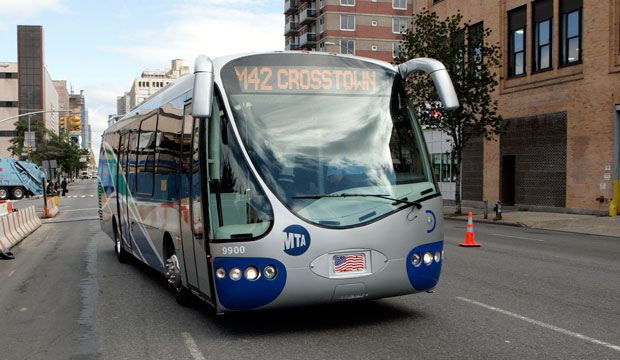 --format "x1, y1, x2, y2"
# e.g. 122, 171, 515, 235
181, 332, 206, 360
457, 297, 620, 353
81, 195, 86, 198
63, 208, 99, 212
492, 234, 545, 242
